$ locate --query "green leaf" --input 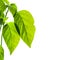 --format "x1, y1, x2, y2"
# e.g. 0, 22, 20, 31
2, 22, 20, 54
14, 10, 35, 47
0, 11, 8, 25
3, 17, 8, 22
2, 0, 10, 5
8, 3, 17, 16
0, 45, 4, 60
0, 11, 4, 18
0, 0, 6, 12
